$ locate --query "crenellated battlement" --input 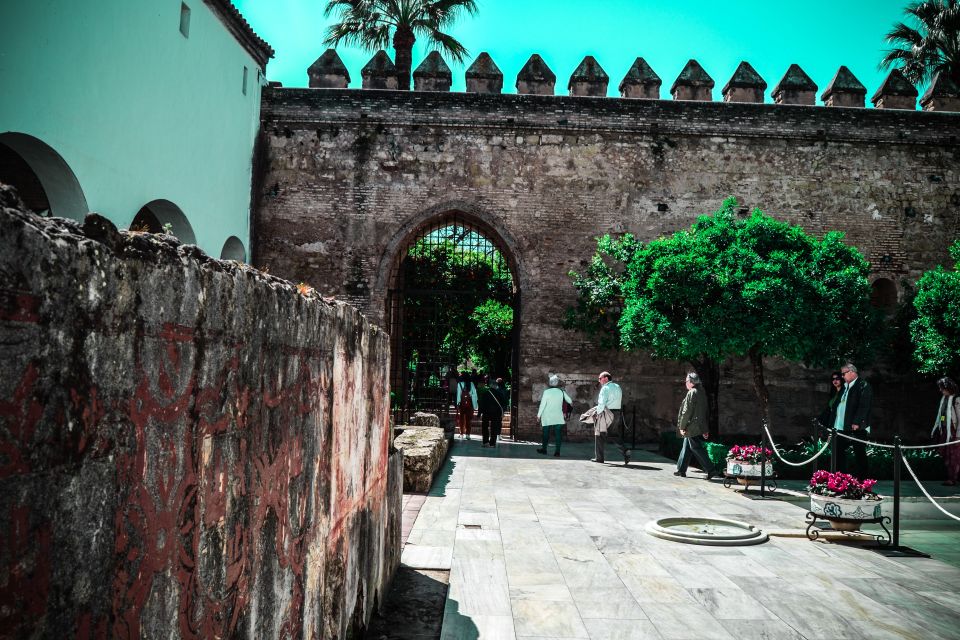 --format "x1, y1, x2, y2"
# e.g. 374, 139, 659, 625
304, 49, 960, 112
